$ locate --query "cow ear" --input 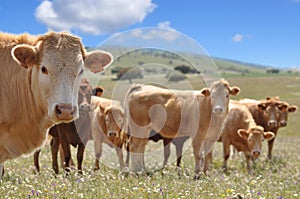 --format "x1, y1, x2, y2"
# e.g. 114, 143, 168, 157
229, 86, 240, 96
92, 87, 104, 97
201, 88, 210, 97
11, 44, 38, 69
263, 132, 275, 141
237, 129, 249, 140
257, 103, 267, 111
288, 105, 297, 113
84, 50, 113, 73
